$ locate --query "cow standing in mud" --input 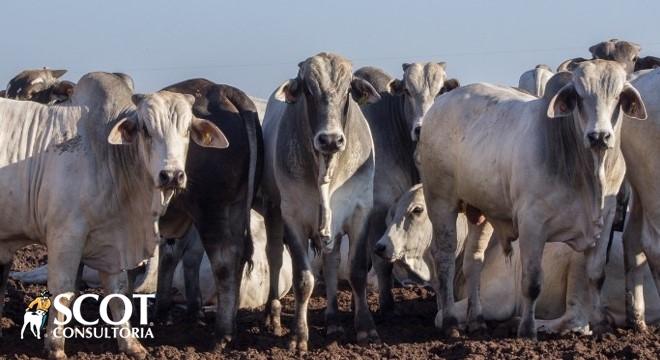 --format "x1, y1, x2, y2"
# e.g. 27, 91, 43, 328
261, 52, 381, 351
418, 61, 647, 339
